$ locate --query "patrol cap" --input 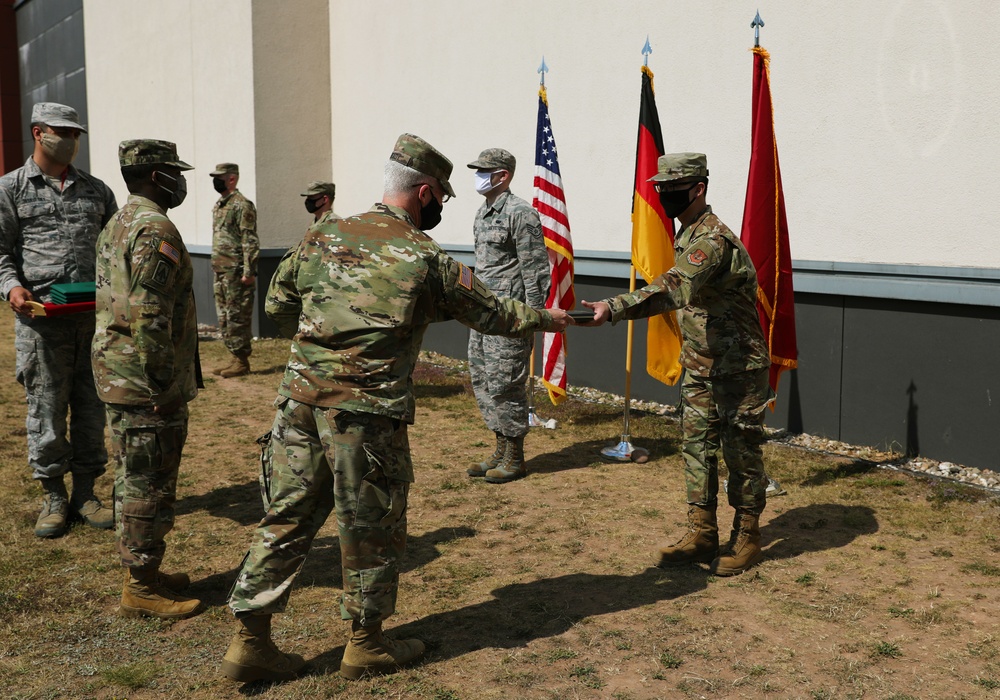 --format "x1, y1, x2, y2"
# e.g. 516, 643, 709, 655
466, 148, 516, 173
118, 139, 193, 170
300, 181, 336, 198
389, 133, 455, 198
210, 162, 239, 177
648, 152, 709, 183
31, 102, 86, 132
